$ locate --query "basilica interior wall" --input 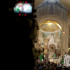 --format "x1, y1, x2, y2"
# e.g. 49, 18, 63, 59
35, 15, 69, 56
